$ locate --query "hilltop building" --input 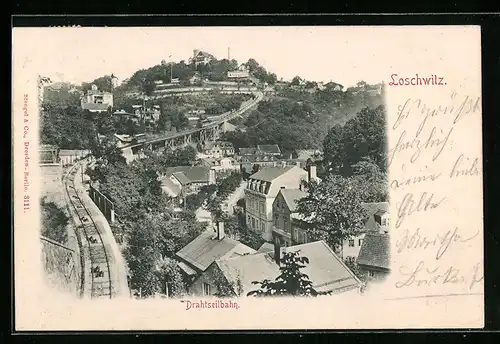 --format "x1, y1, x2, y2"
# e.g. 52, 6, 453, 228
189, 49, 216, 67
81, 84, 113, 112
